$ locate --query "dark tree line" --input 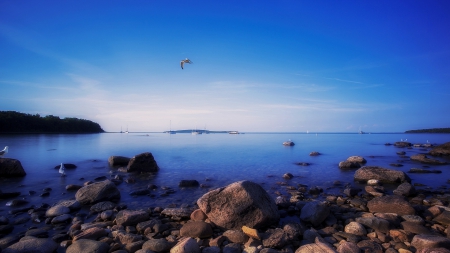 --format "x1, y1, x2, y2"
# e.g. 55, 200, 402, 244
405, 128, 450, 133
0, 111, 104, 133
